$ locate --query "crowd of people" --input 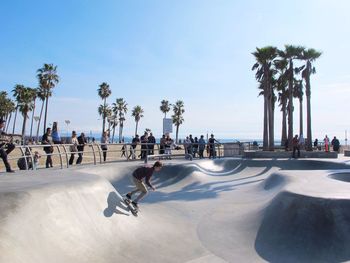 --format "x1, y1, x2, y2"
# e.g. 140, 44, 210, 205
291, 134, 341, 158
0, 117, 346, 173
